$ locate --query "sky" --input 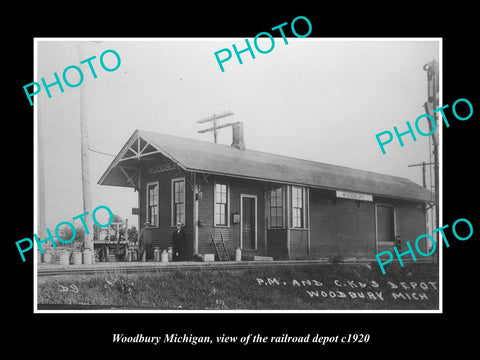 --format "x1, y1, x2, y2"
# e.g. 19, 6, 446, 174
36, 38, 440, 232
